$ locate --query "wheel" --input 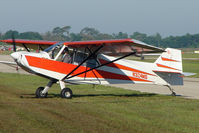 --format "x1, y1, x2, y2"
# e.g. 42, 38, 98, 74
35, 87, 48, 98
60, 88, 73, 99
171, 92, 176, 96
